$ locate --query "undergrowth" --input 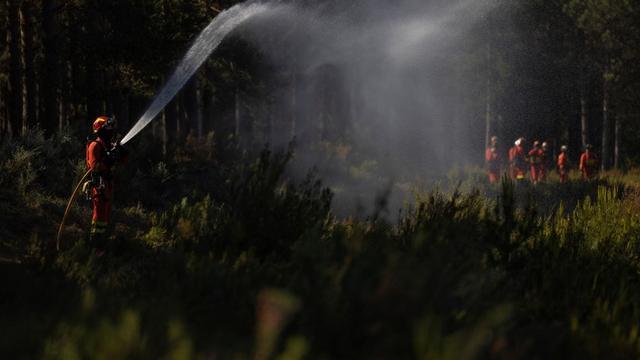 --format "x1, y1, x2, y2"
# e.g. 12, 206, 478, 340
2, 132, 640, 358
